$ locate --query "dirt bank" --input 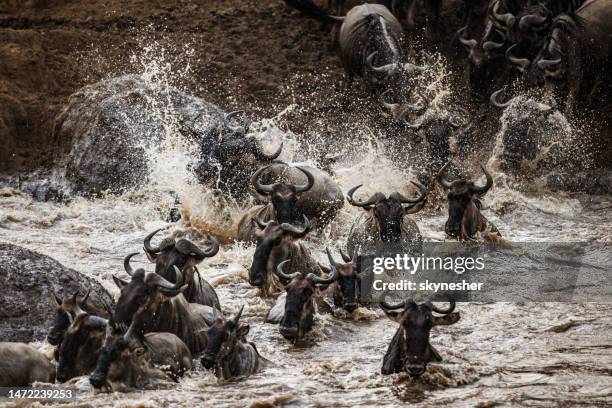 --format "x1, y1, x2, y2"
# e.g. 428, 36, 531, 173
1, 0, 492, 173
